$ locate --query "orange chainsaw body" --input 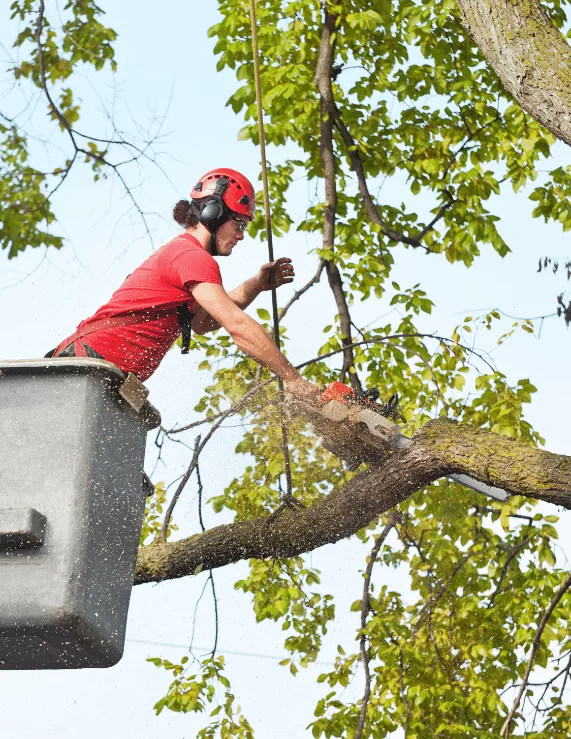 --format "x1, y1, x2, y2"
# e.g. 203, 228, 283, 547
321, 381, 400, 419
320, 381, 354, 404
